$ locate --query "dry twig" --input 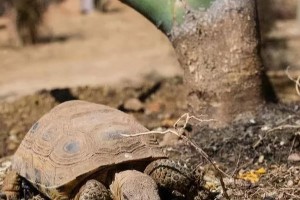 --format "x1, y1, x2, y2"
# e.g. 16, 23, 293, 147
267, 124, 300, 133
285, 66, 300, 96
